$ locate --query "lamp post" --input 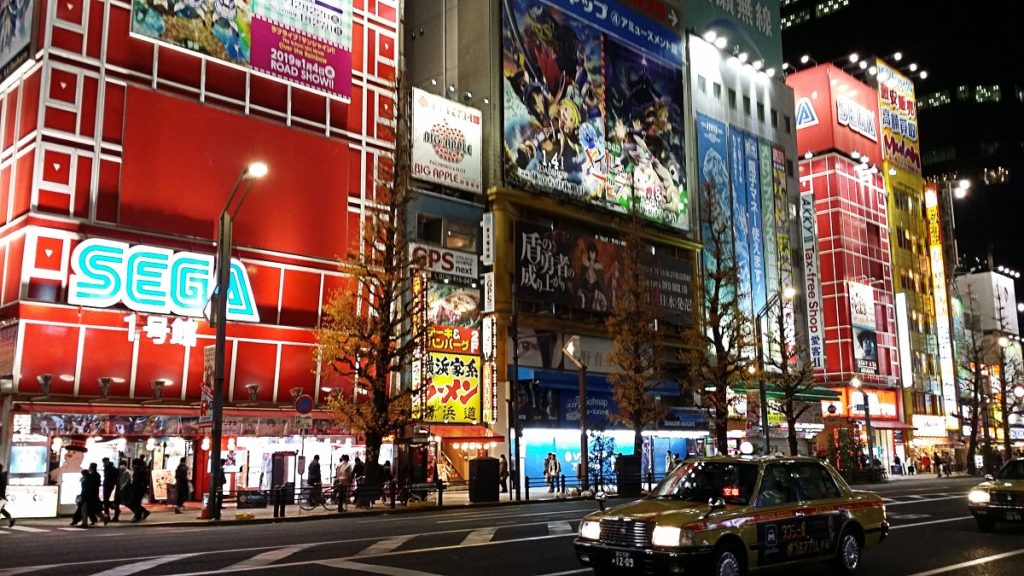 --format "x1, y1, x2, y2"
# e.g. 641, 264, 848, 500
753, 287, 796, 454
851, 376, 875, 468
508, 282, 522, 502
208, 162, 267, 521
998, 335, 1011, 465
563, 336, 588, 492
